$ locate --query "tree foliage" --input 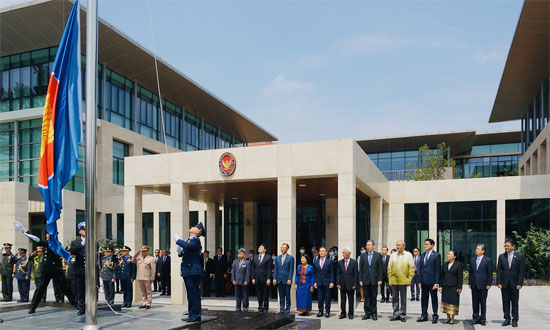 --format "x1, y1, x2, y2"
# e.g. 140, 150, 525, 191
406, 142, 456, 181
514, 224, 550, 280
